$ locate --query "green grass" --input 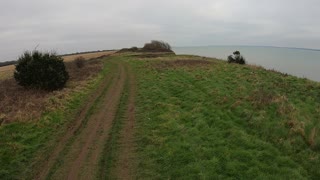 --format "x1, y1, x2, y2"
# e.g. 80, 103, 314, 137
129, 54, 320, 179
0, 57, 113, 180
